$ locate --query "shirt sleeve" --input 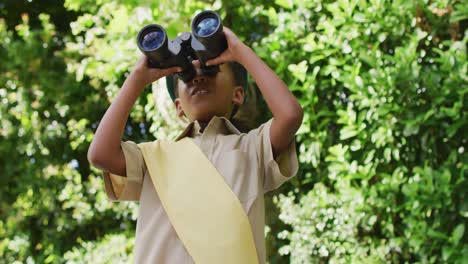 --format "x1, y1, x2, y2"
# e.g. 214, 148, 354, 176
246, 118, 299, 193
102, 140, 146, 201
